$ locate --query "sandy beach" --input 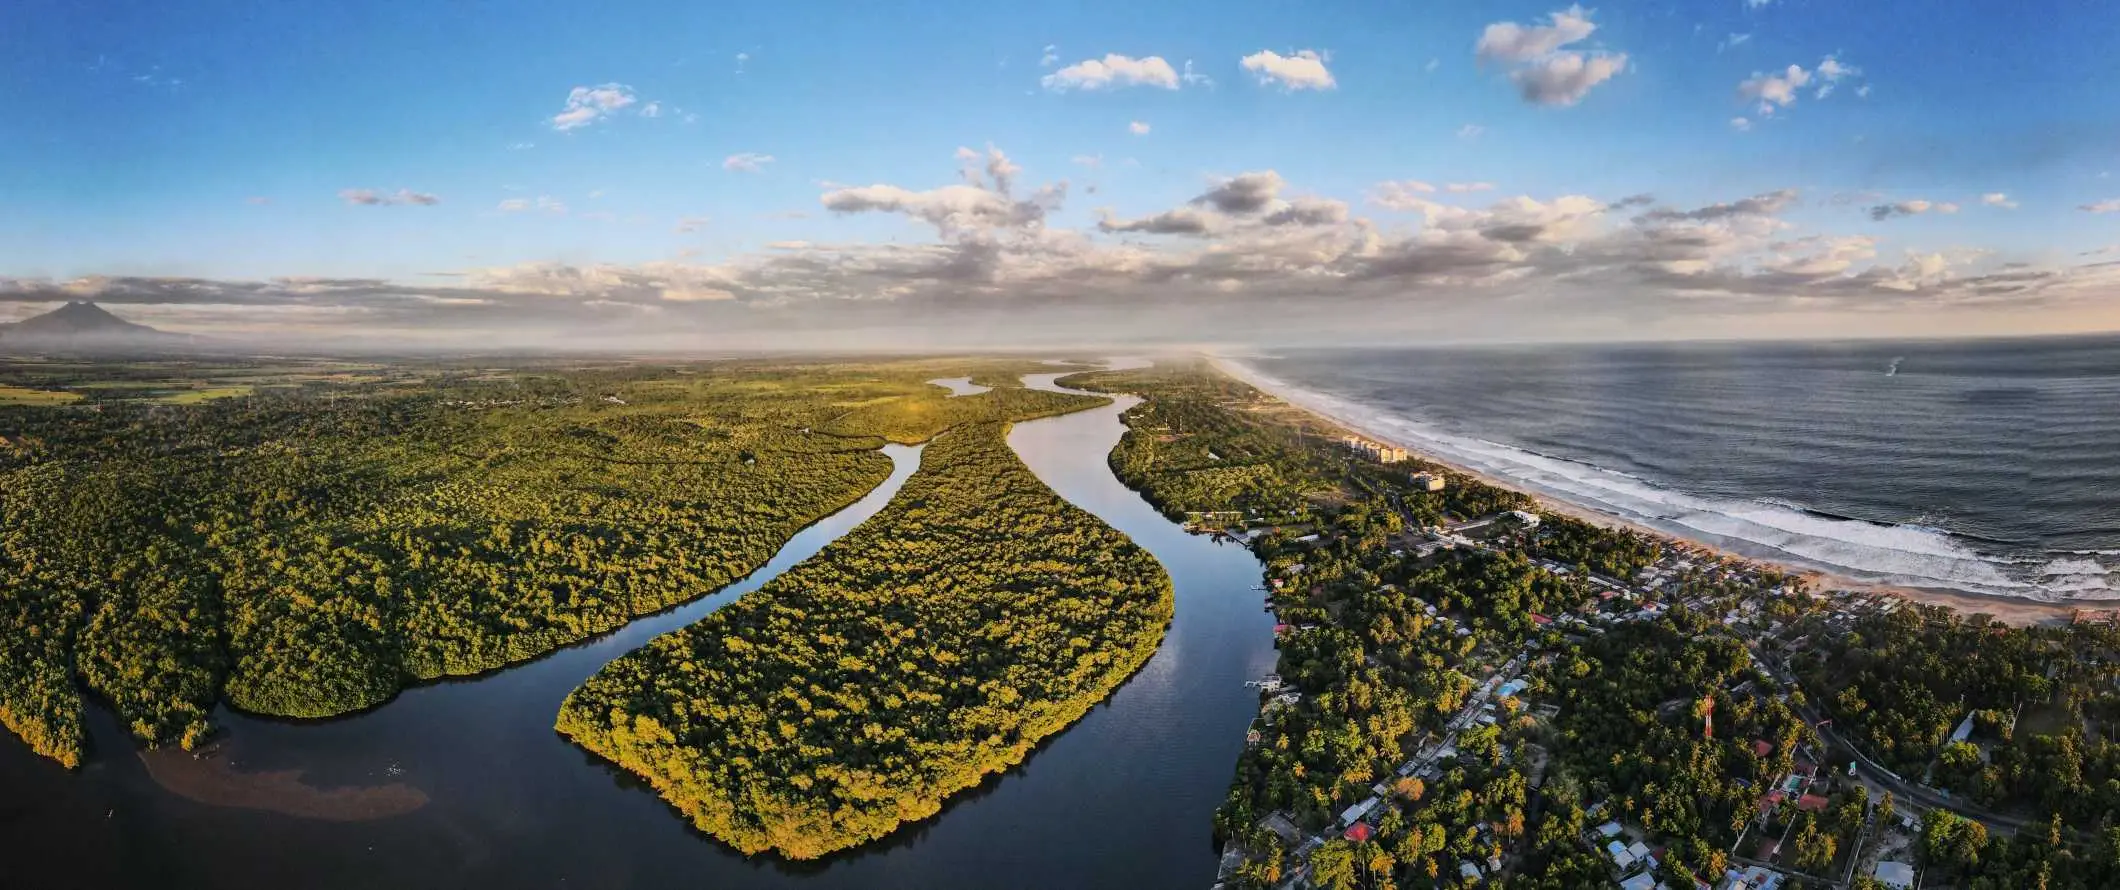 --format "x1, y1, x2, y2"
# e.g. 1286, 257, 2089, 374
1205, 355, 2081, 627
